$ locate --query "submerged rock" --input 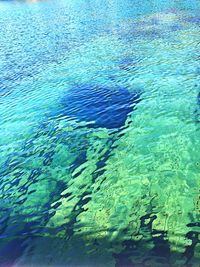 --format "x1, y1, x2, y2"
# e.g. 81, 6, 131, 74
60, 84, 141, 129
